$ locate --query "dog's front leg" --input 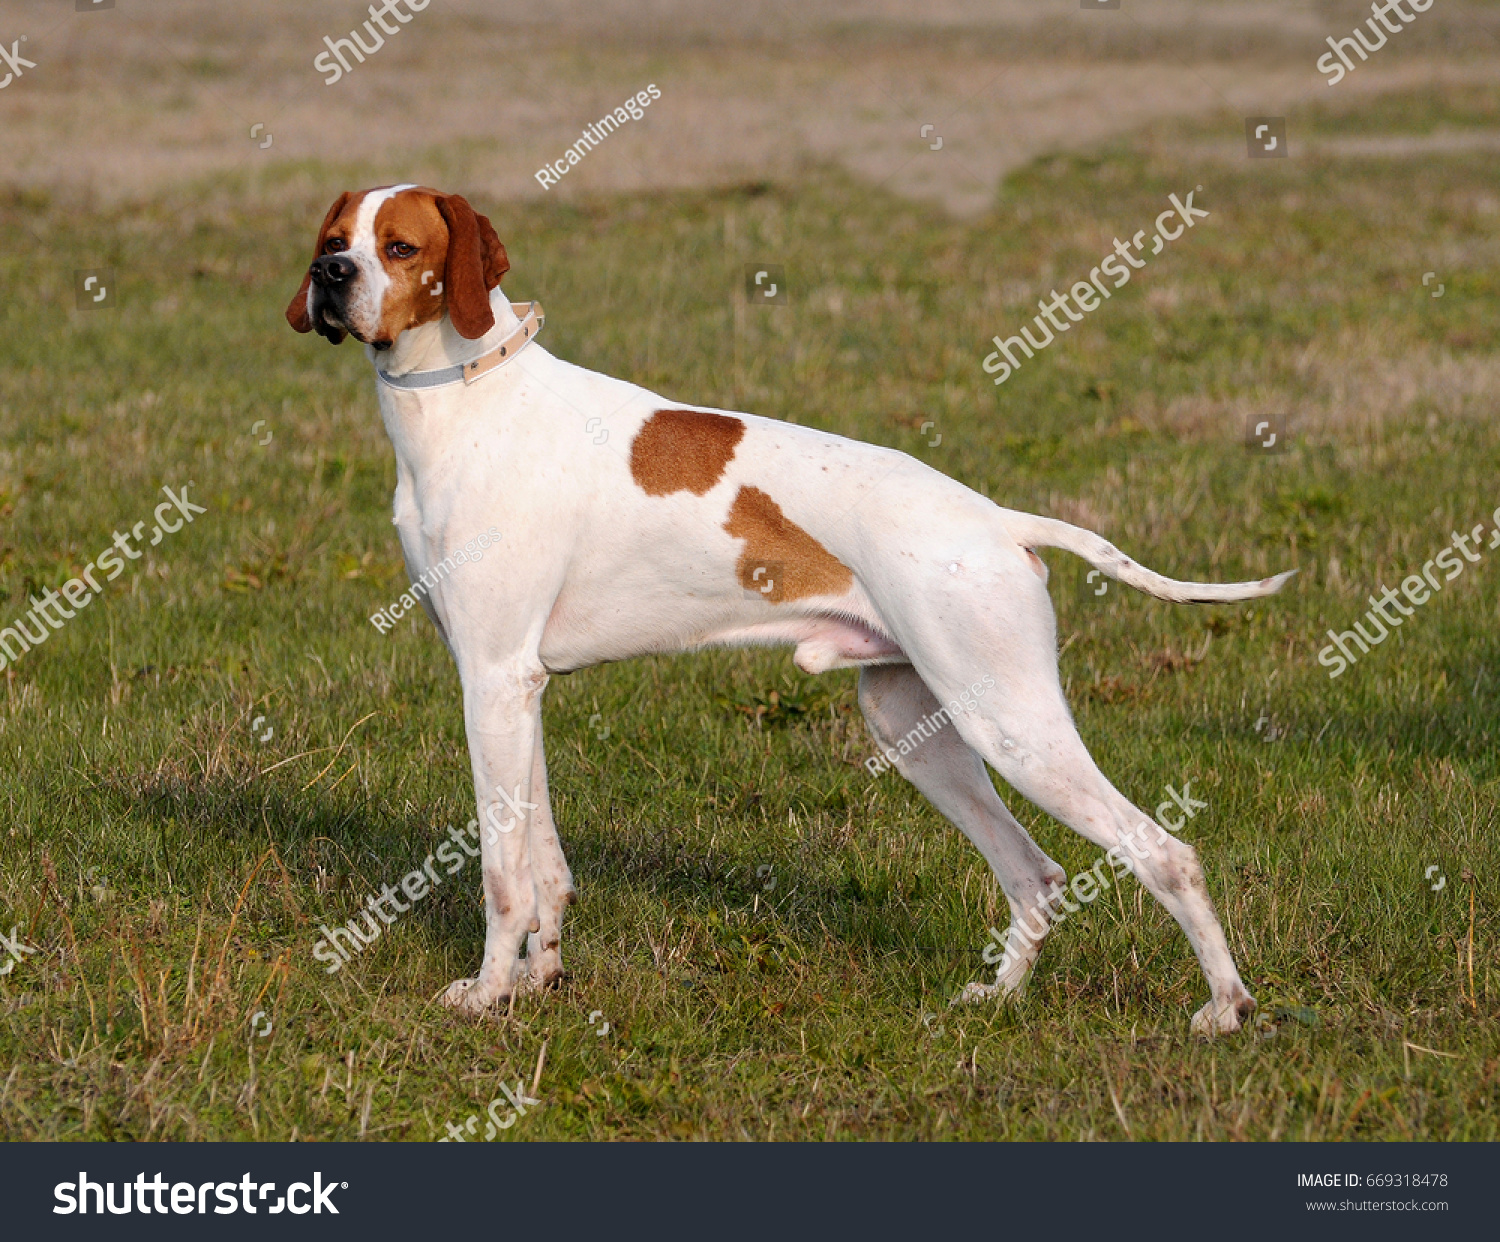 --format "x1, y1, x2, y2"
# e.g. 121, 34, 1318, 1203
523, 716, 576, 991
441, 659, 548, 1016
